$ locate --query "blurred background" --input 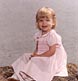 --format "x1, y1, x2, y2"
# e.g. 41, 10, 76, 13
0, 0, 78, 66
